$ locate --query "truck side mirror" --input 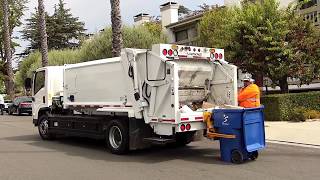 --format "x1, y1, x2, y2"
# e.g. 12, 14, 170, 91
24, 78, 32, 90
